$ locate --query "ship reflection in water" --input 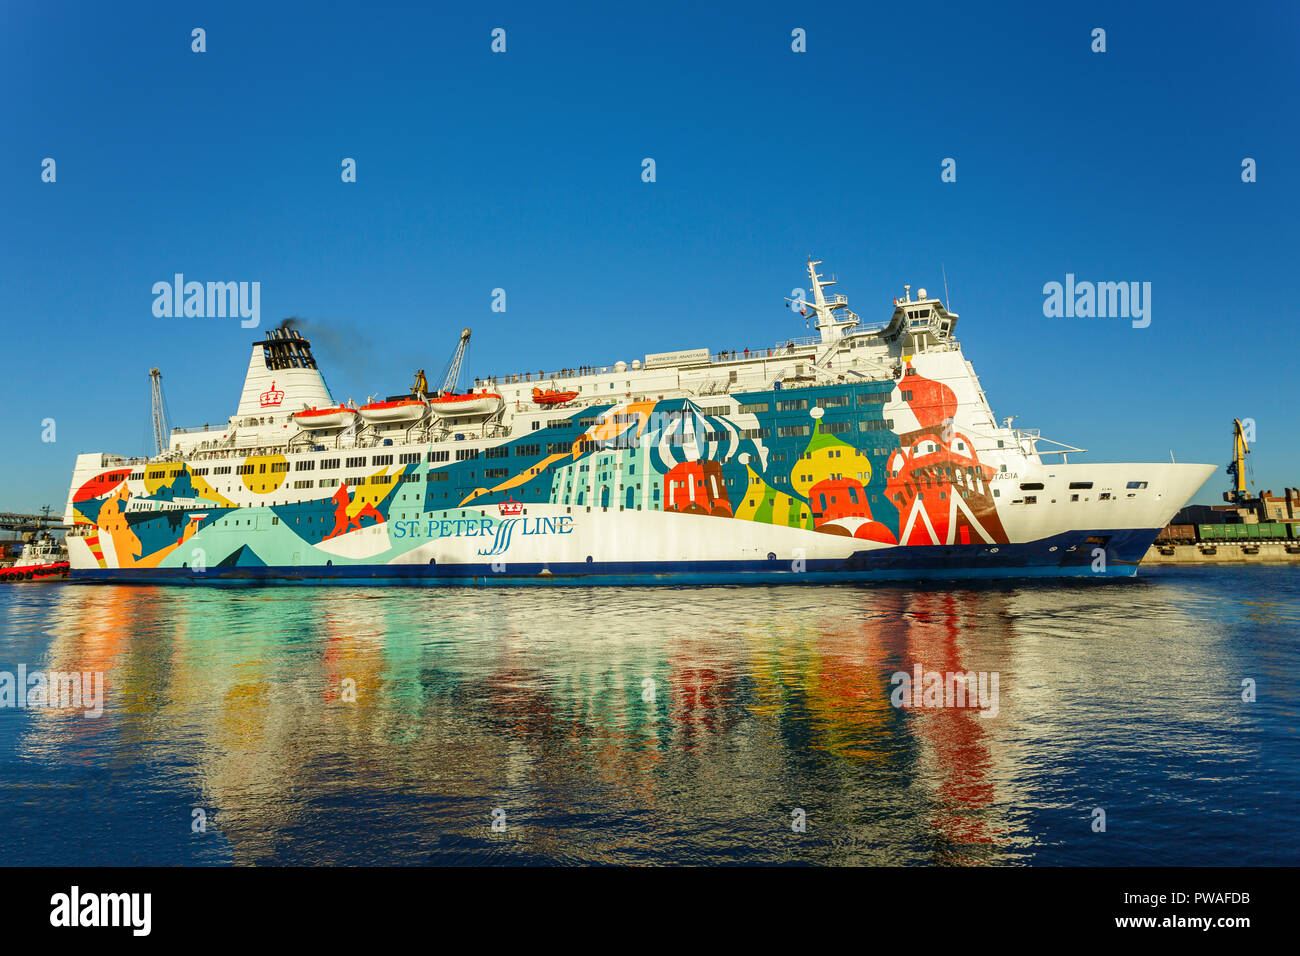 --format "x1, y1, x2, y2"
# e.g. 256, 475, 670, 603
1, 569, 1296, 865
